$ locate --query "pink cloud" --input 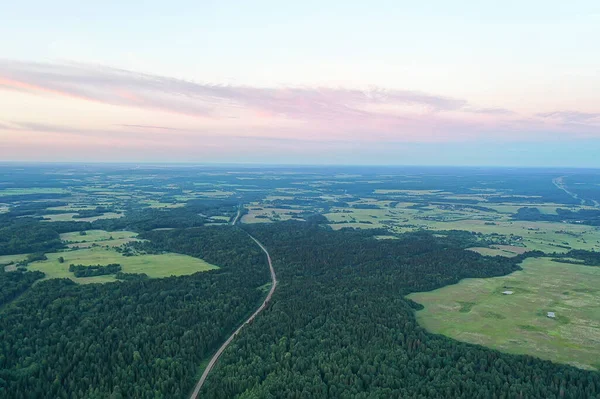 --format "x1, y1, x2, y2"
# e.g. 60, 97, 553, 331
0, 59, 598, 144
